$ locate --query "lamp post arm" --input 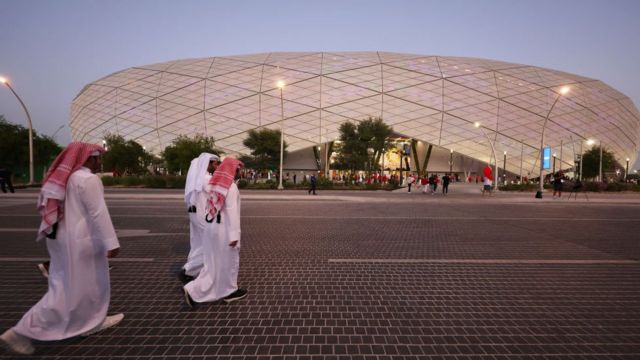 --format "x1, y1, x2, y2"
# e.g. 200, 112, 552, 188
537, 93, 562, 196
277, 87, 285, 190
5, 82, 35, 185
